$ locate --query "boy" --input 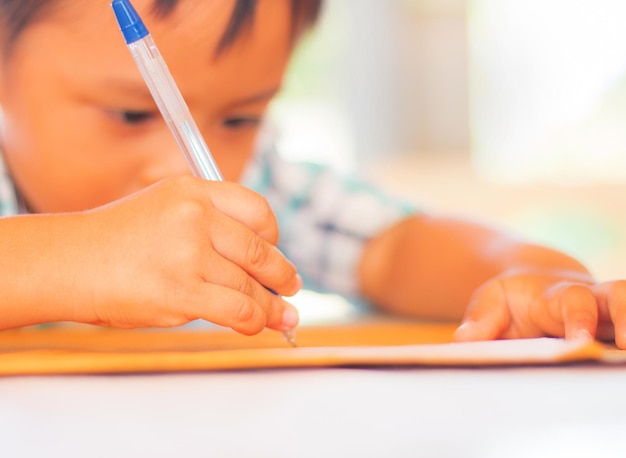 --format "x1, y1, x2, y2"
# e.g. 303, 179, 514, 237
0, 0, 624, 347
